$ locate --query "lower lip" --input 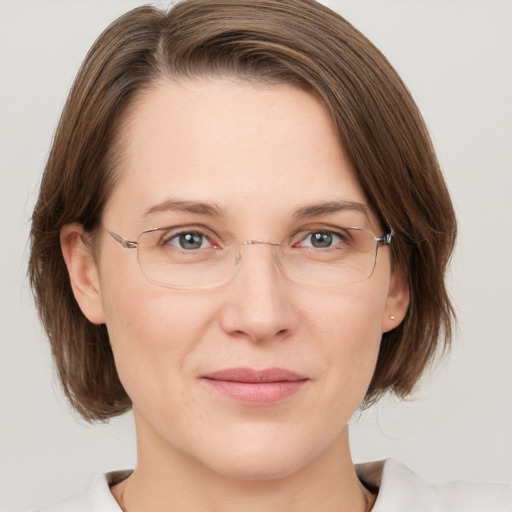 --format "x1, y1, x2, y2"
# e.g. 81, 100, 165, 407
203, 379, 308, 404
